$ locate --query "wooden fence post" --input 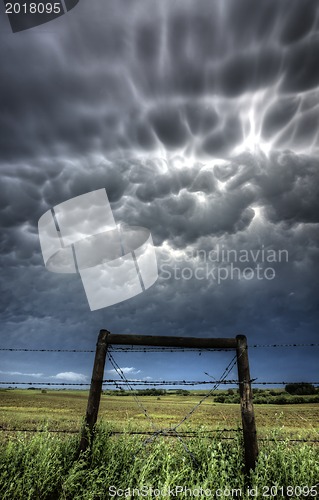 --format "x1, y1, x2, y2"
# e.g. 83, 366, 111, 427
78, 329, 109, 455
236, 334, 258, 473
